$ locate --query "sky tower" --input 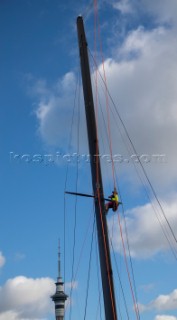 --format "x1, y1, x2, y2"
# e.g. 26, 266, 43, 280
51, 241, 67, 320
